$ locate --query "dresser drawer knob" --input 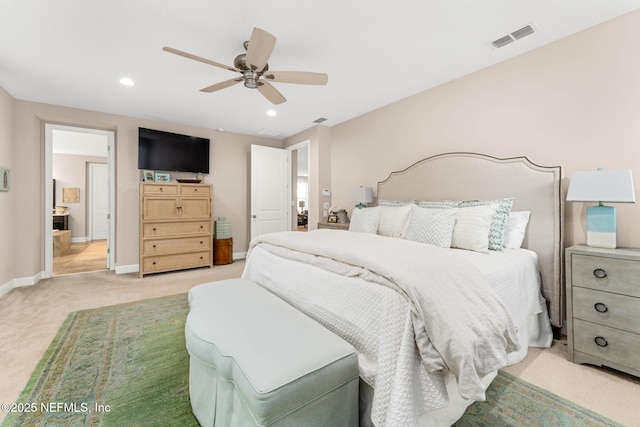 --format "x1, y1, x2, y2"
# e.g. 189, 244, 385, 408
594, 302, 608, 313
593, 268, 607, 279
594, 336, 608, 347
